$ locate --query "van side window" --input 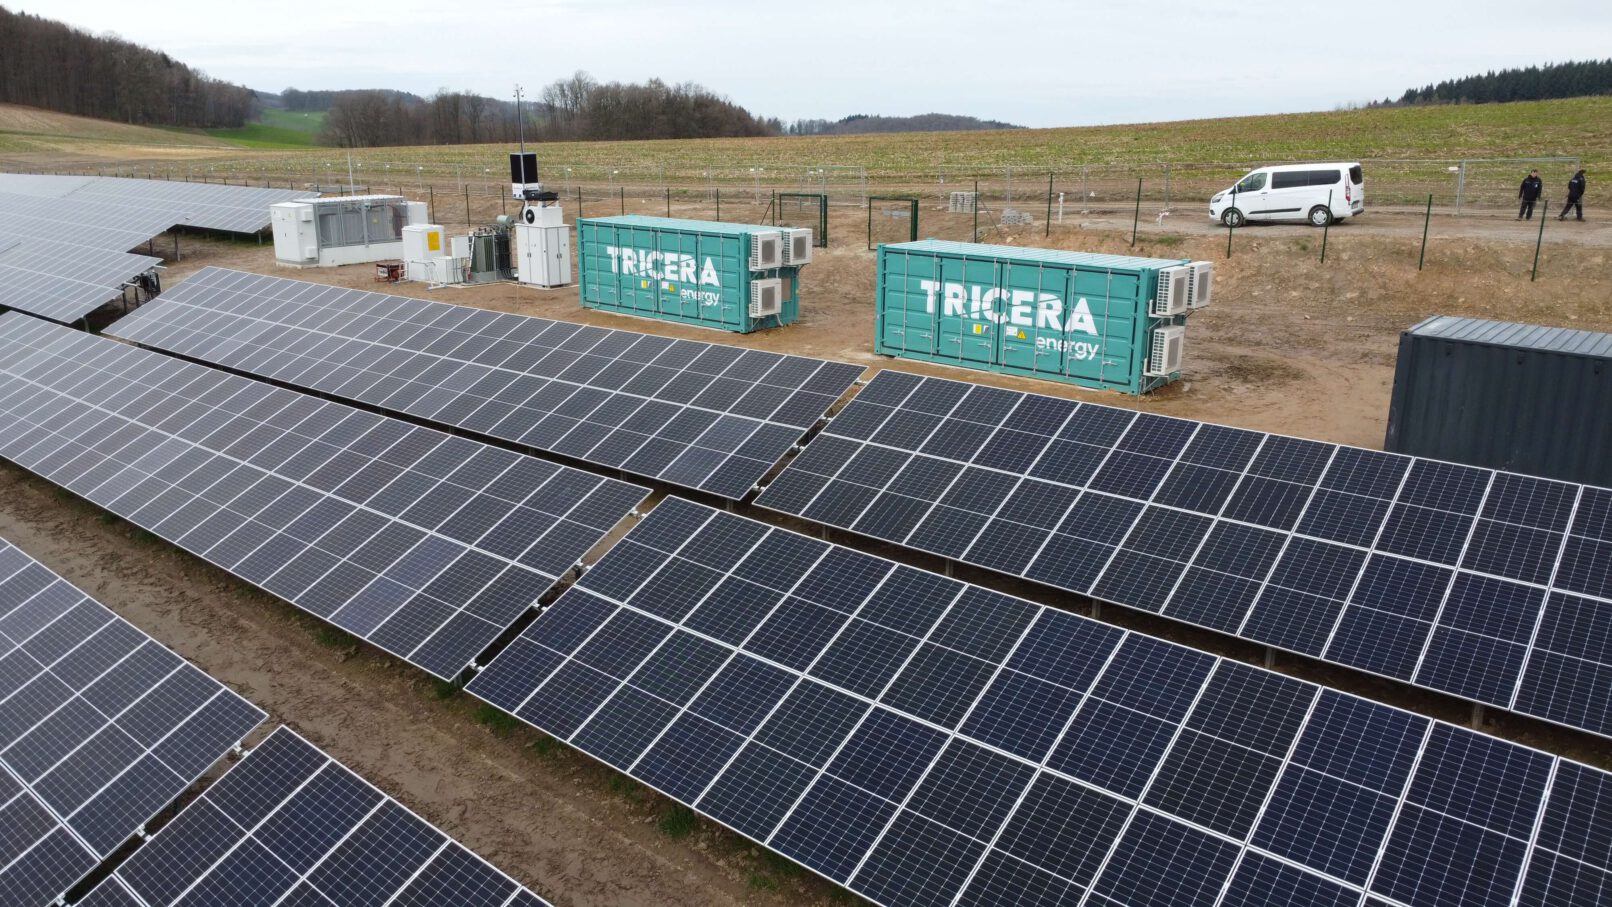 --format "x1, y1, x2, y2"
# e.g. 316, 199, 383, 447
1236, 172, 1266, 192
1271, 171, 1308, 190
1308, 170, 1341, 186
